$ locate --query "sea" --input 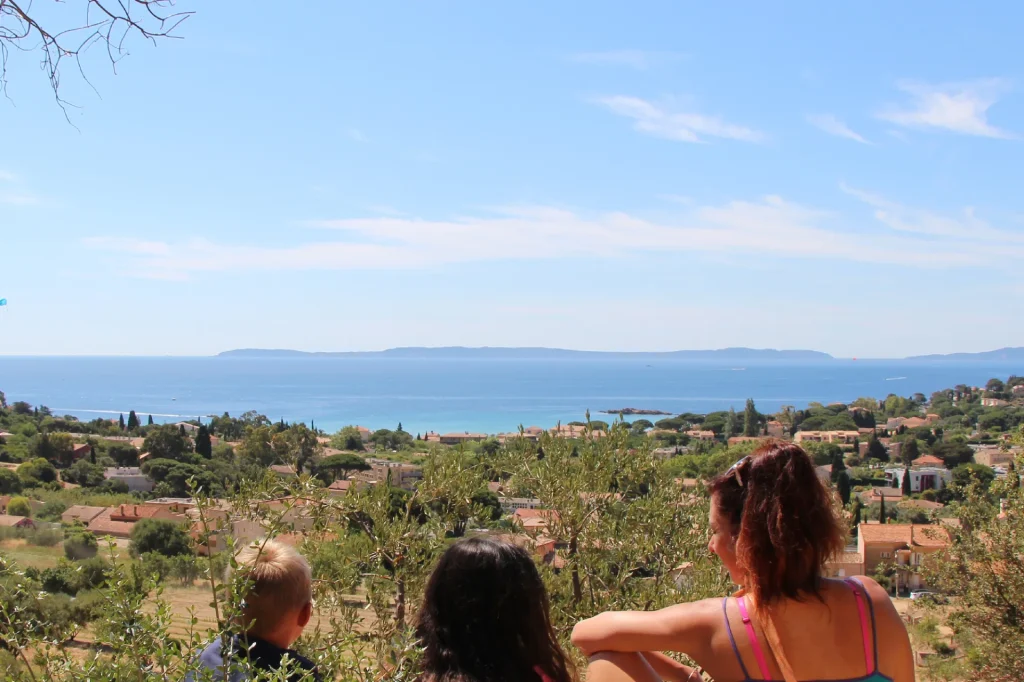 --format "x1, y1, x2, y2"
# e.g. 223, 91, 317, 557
0, 356, 1020, 436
